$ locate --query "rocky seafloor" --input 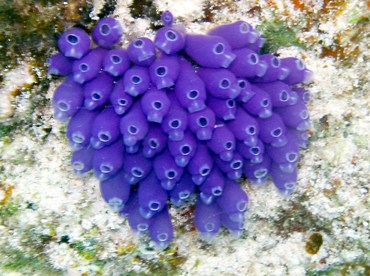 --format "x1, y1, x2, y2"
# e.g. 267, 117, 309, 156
0, 0, 369, 275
